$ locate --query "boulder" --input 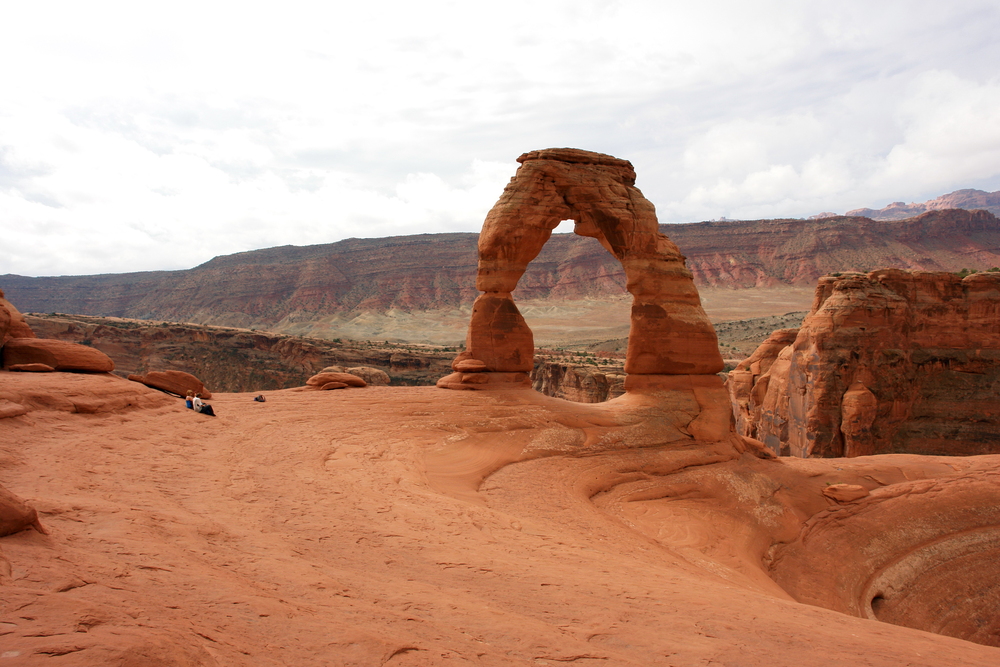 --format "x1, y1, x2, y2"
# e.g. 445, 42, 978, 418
0, 483, 46, 537
131, 370, 212, 399
2, 338, 114, 373
306, 372, 366, 388
345, 366, 391, 386
320, 381, 349, 390
823, 484, 870, 503
0, 399, 28, 419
